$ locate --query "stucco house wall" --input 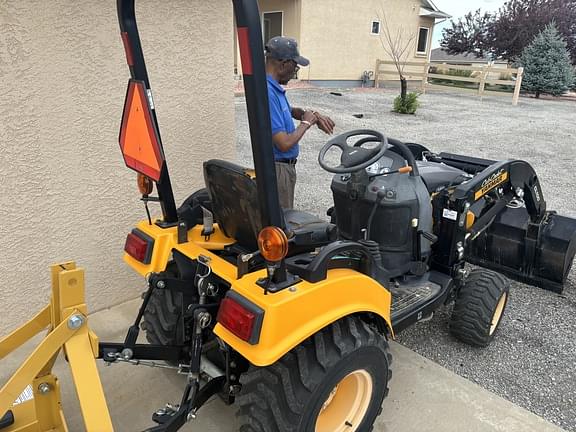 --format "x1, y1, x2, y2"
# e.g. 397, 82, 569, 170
0, 0, 235, 333
259, 0, 302, 42
299, 0, 435, 82
234, 0, 444, 84
234, 0, 301, 76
